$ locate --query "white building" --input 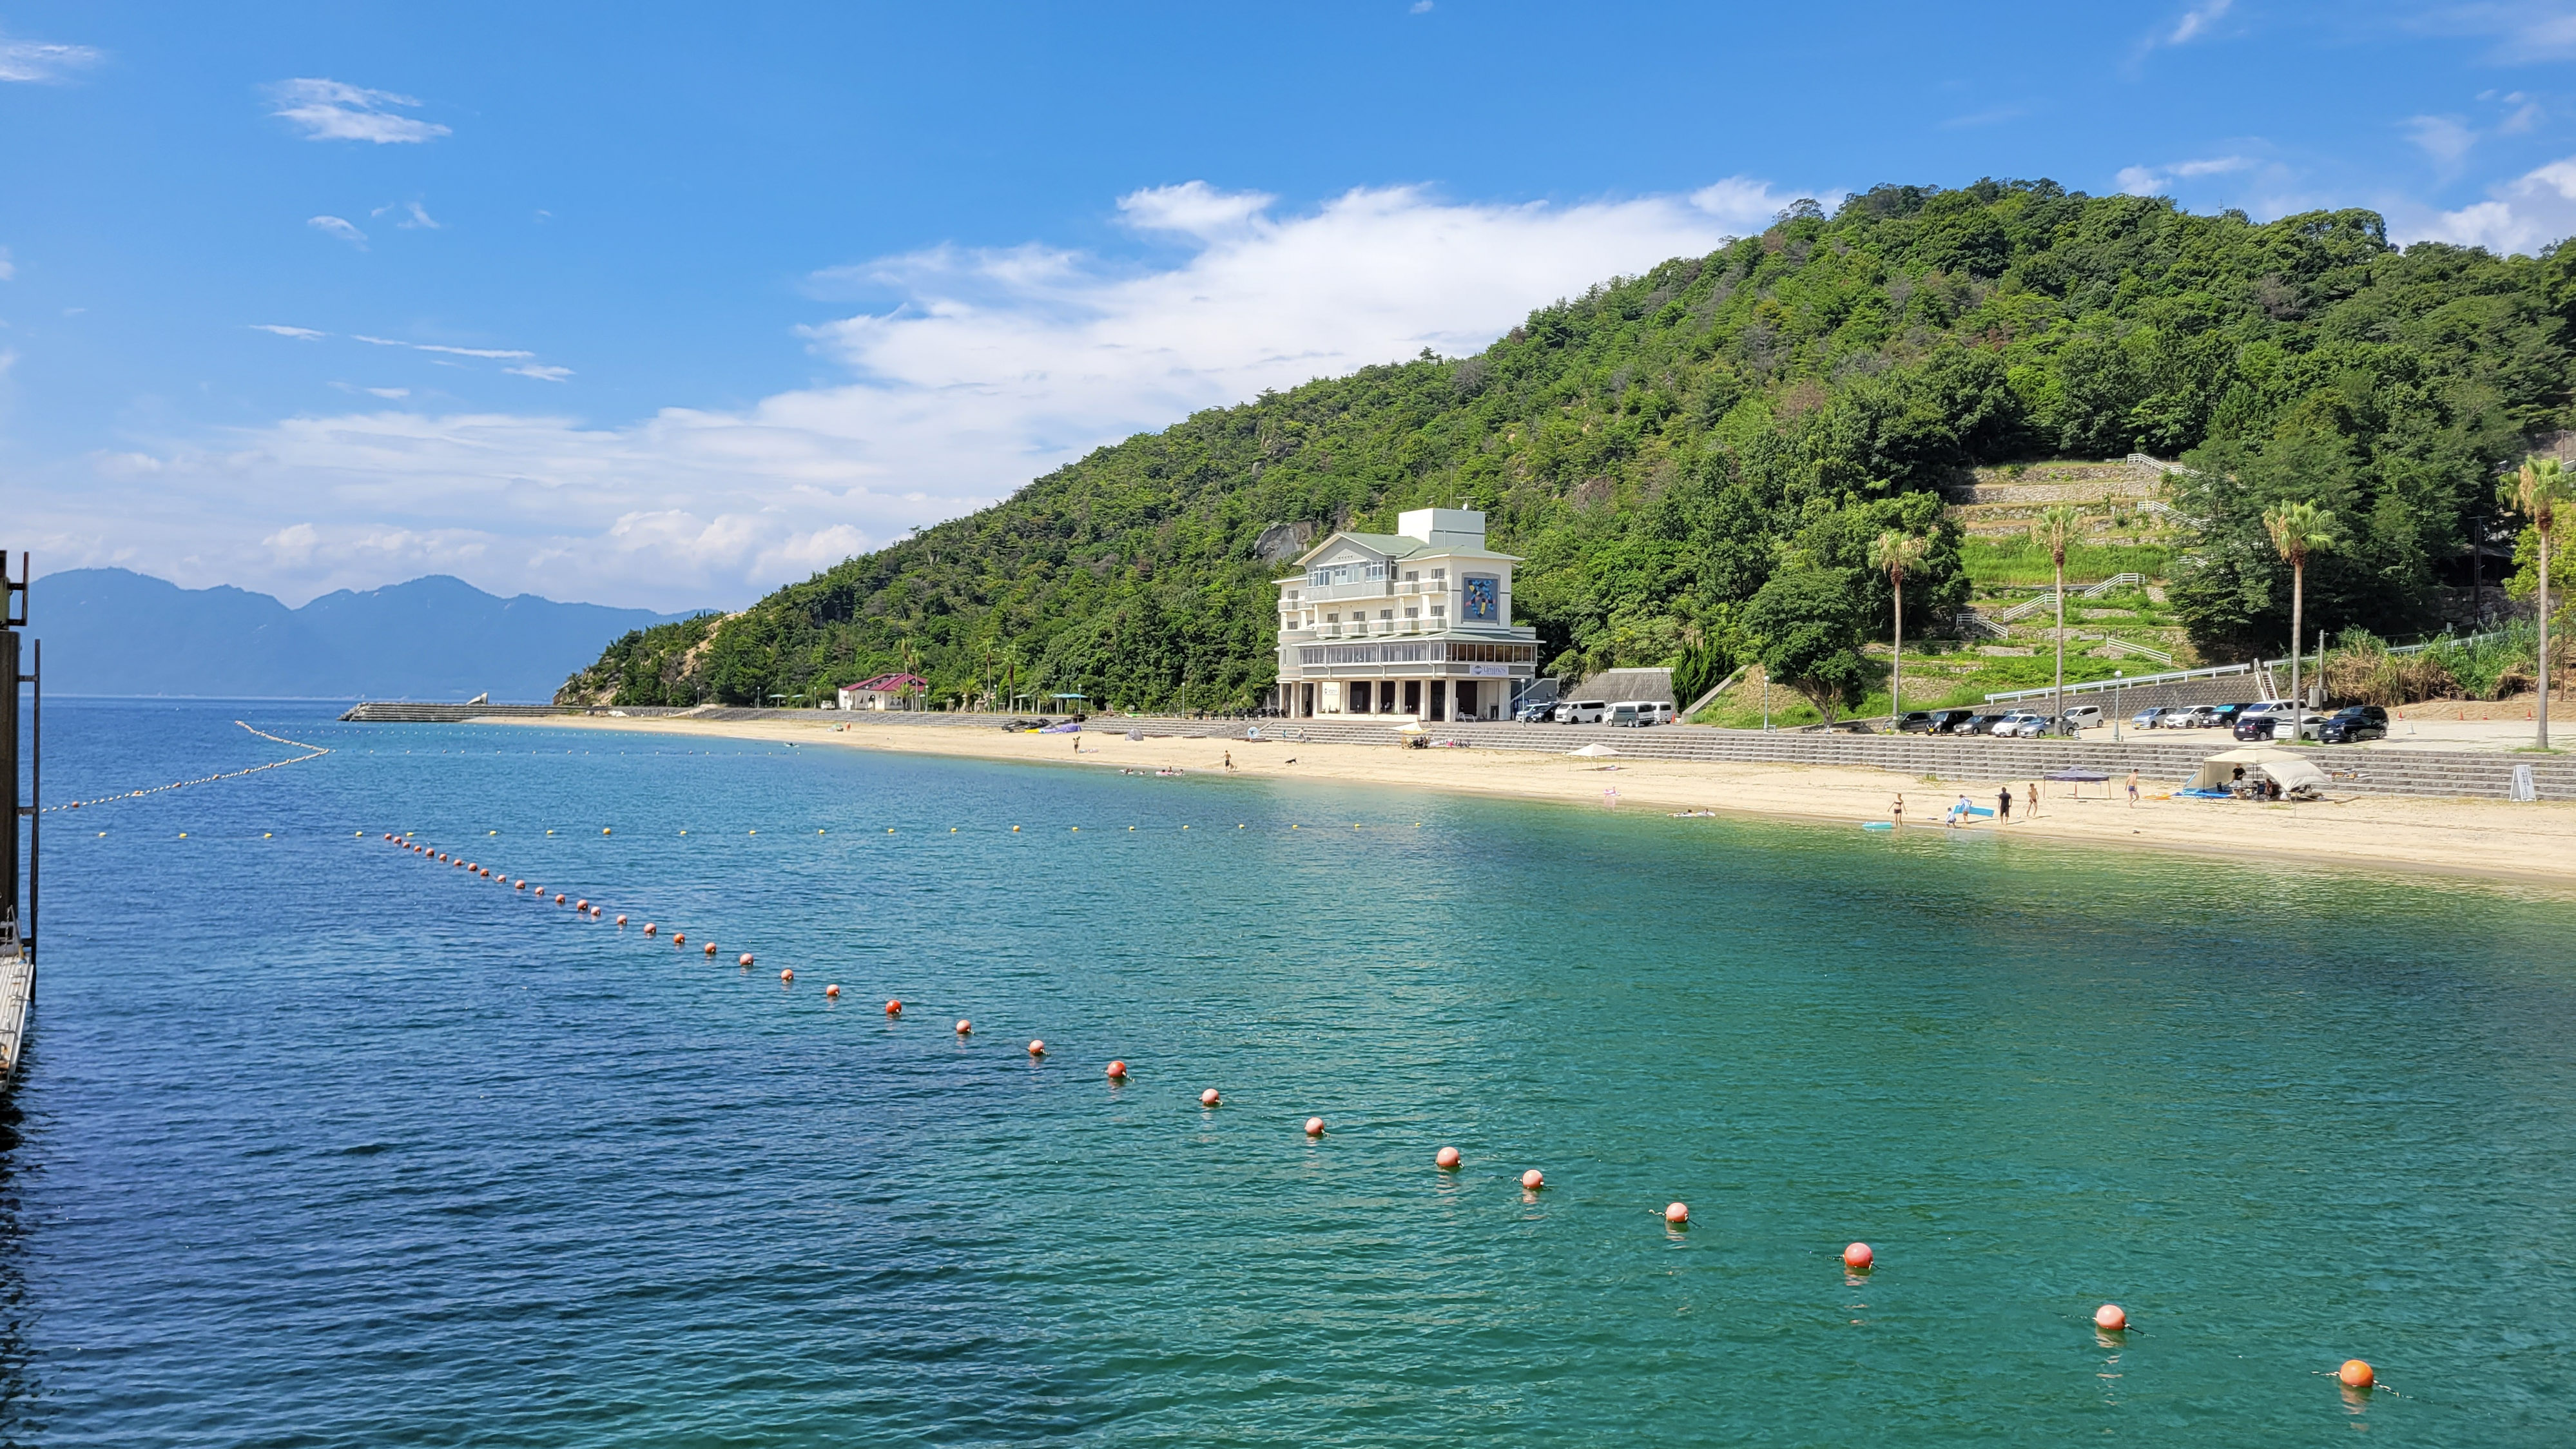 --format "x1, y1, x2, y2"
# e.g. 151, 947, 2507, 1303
1272, 508, 1541, 721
